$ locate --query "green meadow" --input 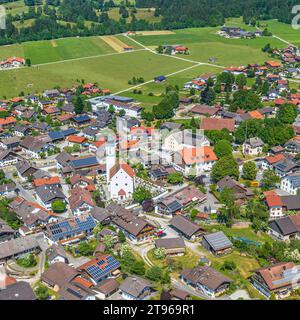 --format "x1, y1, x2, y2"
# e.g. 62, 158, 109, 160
0, 36, 115, 64
0, 50, 193, 98
133, 26, 285, 66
